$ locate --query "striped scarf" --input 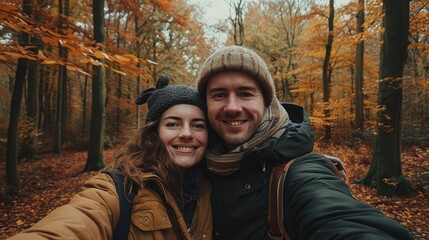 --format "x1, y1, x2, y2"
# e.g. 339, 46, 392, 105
206, 99, 290, 175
